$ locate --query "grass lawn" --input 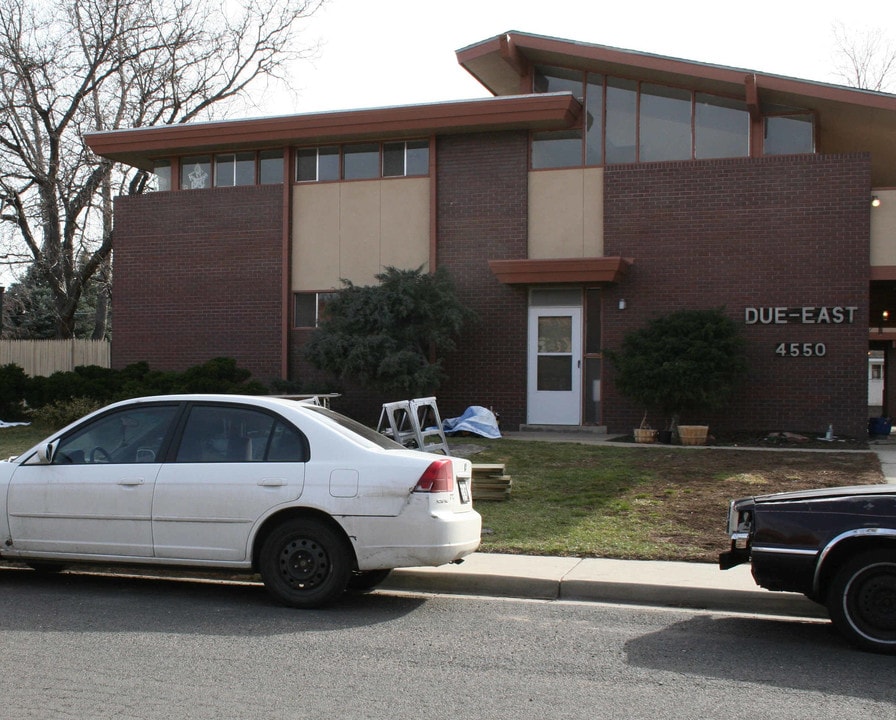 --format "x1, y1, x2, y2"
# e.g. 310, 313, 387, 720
0, 425, 883, 564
